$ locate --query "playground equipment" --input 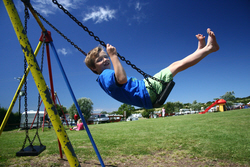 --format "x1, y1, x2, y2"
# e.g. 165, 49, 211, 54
199, 99, 227, 114
29, 93, 69, 130
49, 0, 176, 108
1, 0, 105, 166
1, 0, 177, 166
